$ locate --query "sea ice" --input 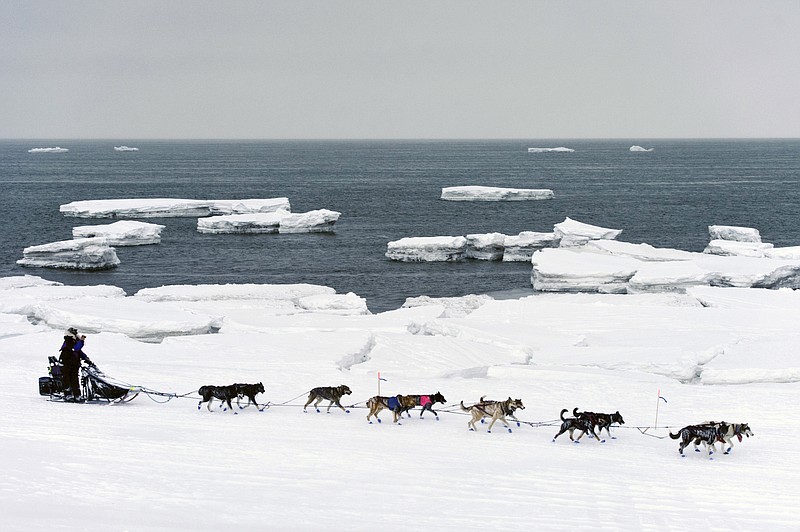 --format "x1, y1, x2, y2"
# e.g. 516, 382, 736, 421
278, 209, 341, 233
527, 147, 574, 153
60, 198, 291, 218
72, 220, 165, 245
708, 224, 762, 243
554, 217, 622, 248
703, 239, 774, 257
27, 147, 68, 153
465, 233, 506, 260
17, 238, 120, 270
441, 186, 554, 201
113, 146, 139, 151
386, 236, 467, 262
629, 145, 654, 152
197, 210, 289, 234
502, 232, 559, 262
